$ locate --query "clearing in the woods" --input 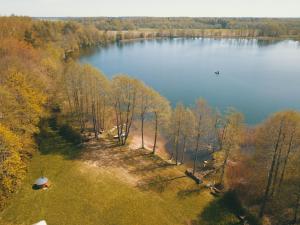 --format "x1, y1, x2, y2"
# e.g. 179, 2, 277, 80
0, 125, 239, 225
